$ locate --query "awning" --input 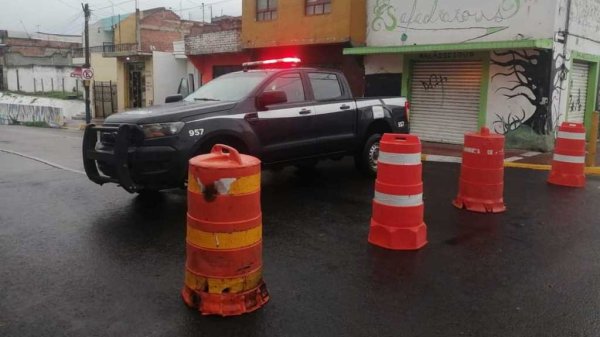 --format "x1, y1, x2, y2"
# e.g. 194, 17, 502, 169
343, 39, 554, 55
